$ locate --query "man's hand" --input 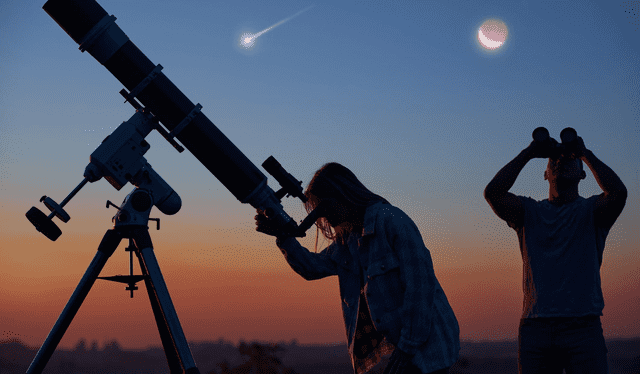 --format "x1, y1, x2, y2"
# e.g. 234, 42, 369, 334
527, 137, 560, 159
570, 136, 587, 159
383, 349, 414, 374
